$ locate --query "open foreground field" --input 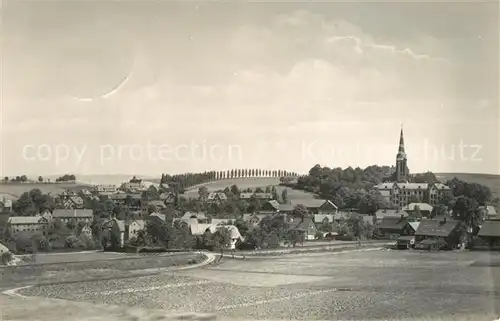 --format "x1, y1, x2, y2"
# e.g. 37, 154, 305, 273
5, 249, 500, 320
183, 177, 317, 201
0, 251, 205, 288
0, 182, 91, 198
436, 173, 500, 198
